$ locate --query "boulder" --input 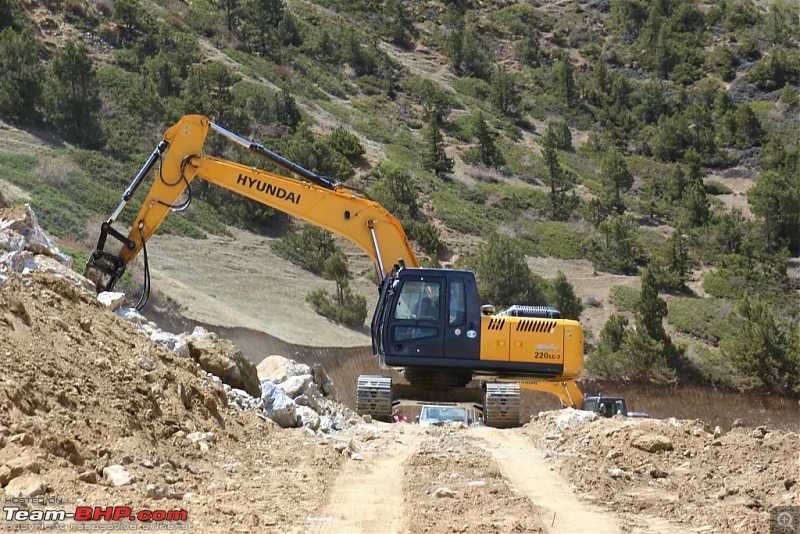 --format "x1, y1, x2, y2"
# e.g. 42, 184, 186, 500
631, 433, 674, 453
5, 454, 40, 479
257, 355, 310, 383
0, 205, 71, 266
187, 330, 260, 397
296, 406, 321, 431
150, 330, 190, 359
97, 291, 126, 309
4, 474, 47, 498
260, 381, 297, 428
555, 409, 598, 431
279, 374, 313, 399
116, 307, 145, 323
312, 363, 337, 398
